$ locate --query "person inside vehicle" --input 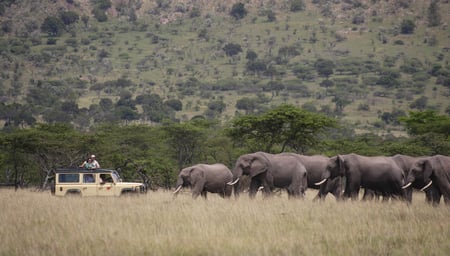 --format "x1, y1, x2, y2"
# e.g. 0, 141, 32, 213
83, 174, 95, 183
90, 154, 100, 169
79, 158, 94, 169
